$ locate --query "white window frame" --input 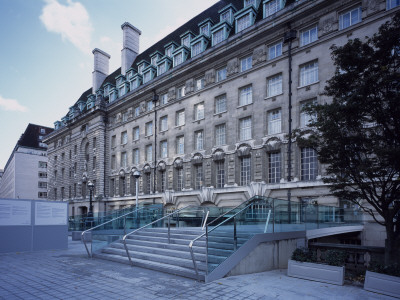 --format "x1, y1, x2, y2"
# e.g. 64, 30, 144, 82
121, 131, 128, 145
268, 152, 281, 184
237, 14, 251, 32
239, 85, 253, 106
213, 28, 225, 45
160, 93, 168, 105
192, 41, 202, 57
339, 7, 362, 30
300, 61, 318, 87
194, 102, 205, 121
268, 109, 281, 135
216, 67, 227, 82
160, 141, 168, 158
300, 25, 318, 47
145, 122, 153, 137
160, 116, 168, 132
215, 94, 227, 114
240, 56, 253, 72
176, 136, 185, 154
301, 148, 318, 181
132, 149, 139, 164
146, 145, 153, 162
264, 0, 281, 18
215, 124, 226, 146
240, 117, 252, 141
177, 86, 186, 99
267, 74, 283, 97
195, 130, 204, 151
176, 110, 185, 127
300, 99, 317, 128
133, 127, 139, 141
